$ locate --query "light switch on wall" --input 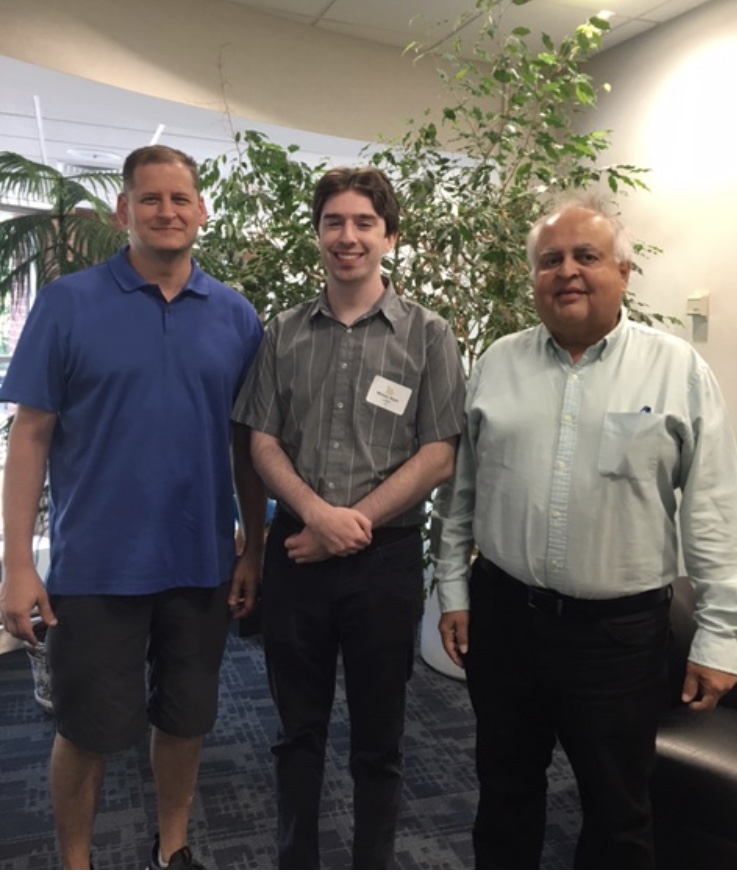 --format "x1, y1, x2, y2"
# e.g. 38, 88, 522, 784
686, 291, 709, 317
